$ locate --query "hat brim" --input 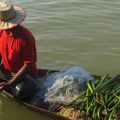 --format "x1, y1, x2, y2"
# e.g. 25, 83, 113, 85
0, 6, 26, 30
